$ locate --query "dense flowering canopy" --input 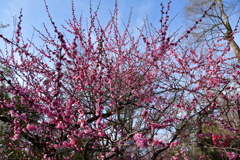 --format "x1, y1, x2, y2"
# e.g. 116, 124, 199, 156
0, 0, 239, 159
